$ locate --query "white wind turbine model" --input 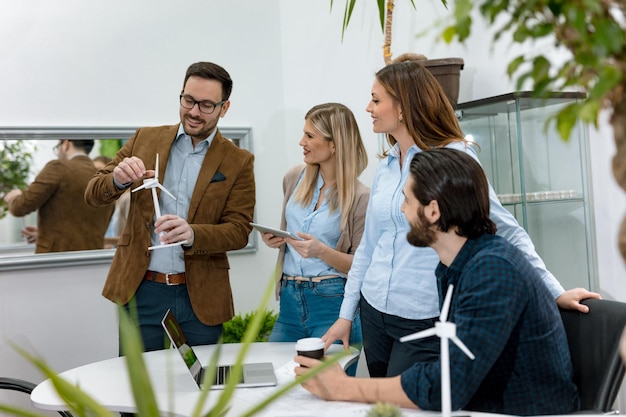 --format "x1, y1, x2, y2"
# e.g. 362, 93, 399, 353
400, 284, 475, 417
131, 153, 186, 250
